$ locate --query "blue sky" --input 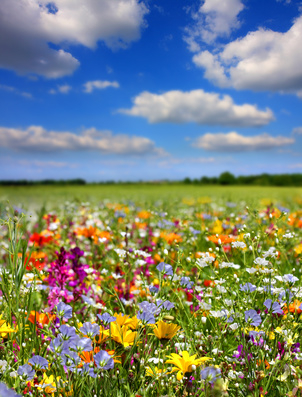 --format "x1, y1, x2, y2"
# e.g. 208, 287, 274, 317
0, 0, 302, 181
